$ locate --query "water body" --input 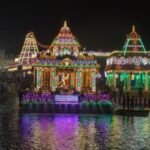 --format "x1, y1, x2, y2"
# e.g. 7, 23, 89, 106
0, 113, 150, 150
